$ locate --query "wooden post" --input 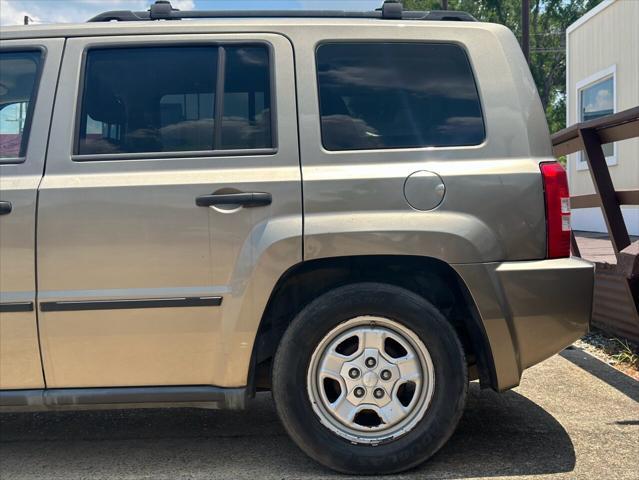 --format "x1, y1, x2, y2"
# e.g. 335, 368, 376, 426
578, 128, 631, 256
